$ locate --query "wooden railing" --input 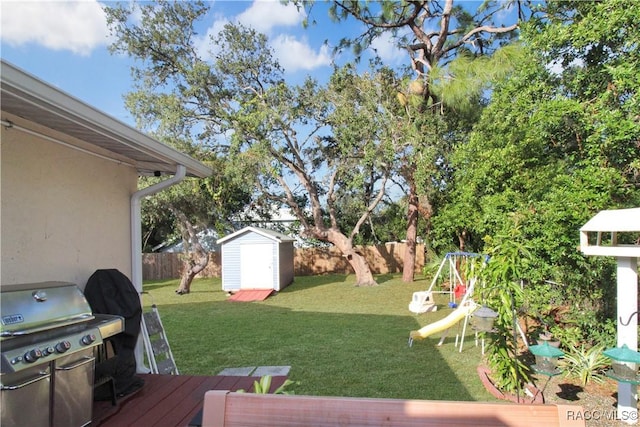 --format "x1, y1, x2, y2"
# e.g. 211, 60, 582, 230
200, 391, 585, 427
